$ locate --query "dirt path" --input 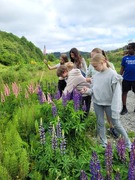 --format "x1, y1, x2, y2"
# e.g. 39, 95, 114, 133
120, 91, 135, 132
